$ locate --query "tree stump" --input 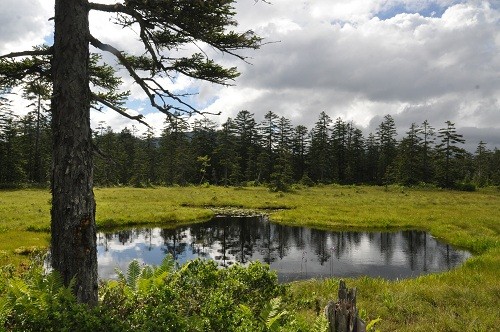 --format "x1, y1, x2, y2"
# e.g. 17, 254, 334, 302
324, 280, 366, 332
